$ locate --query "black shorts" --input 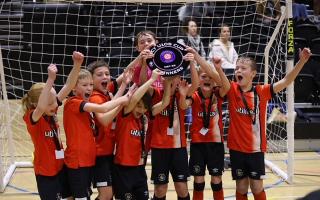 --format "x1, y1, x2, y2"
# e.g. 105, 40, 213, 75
35, 165, 71, 200
151, 148, 189, 184
189, 142, 225, 176
92, 155, 113, 188
113, 164, 149, 200
230, 150, 265, 180
67, 166, 93, 198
